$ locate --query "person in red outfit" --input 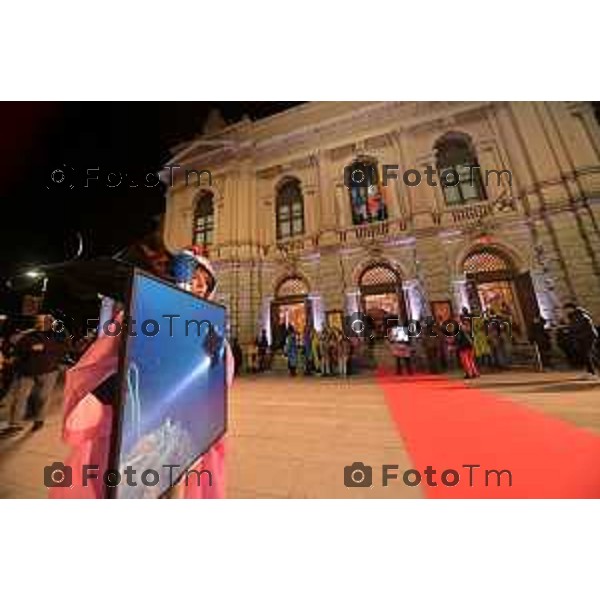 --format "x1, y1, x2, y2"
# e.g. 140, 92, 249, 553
49, 236, 233, 499
455, 318, 480, 379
